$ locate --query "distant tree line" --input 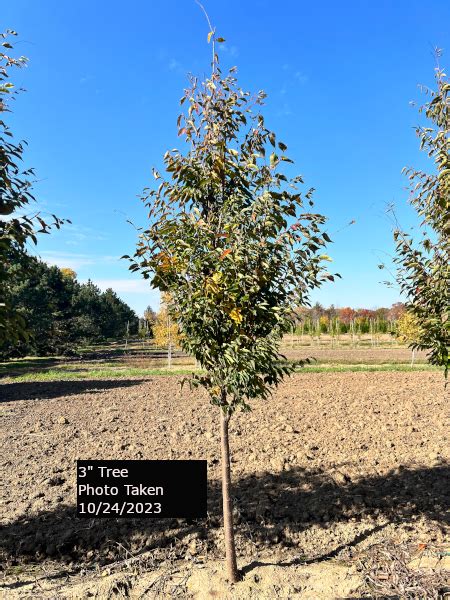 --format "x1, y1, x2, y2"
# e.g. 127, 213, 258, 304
1, 254, 138, 358
293, 302, 405, 335
138, 301, 408, 348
